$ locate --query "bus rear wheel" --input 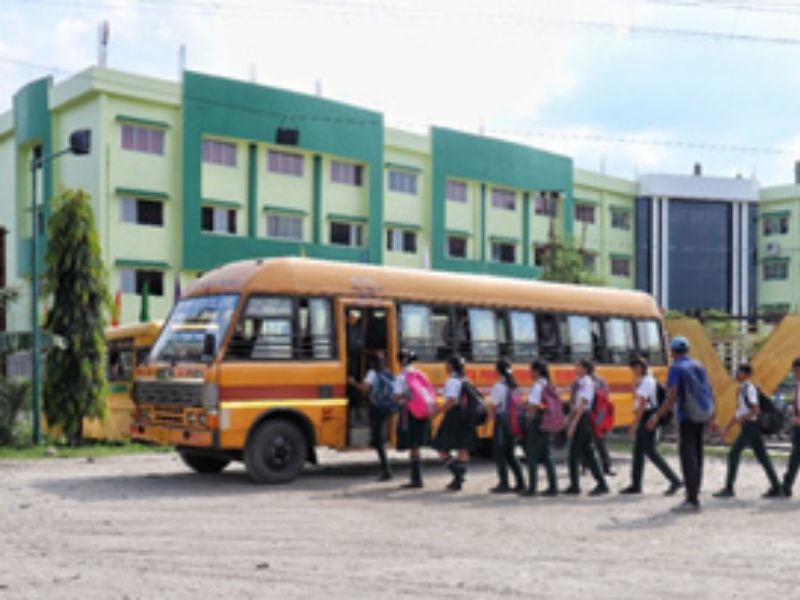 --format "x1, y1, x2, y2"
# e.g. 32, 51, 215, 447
245, 419, 307, 484
178, 450, 231, 474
